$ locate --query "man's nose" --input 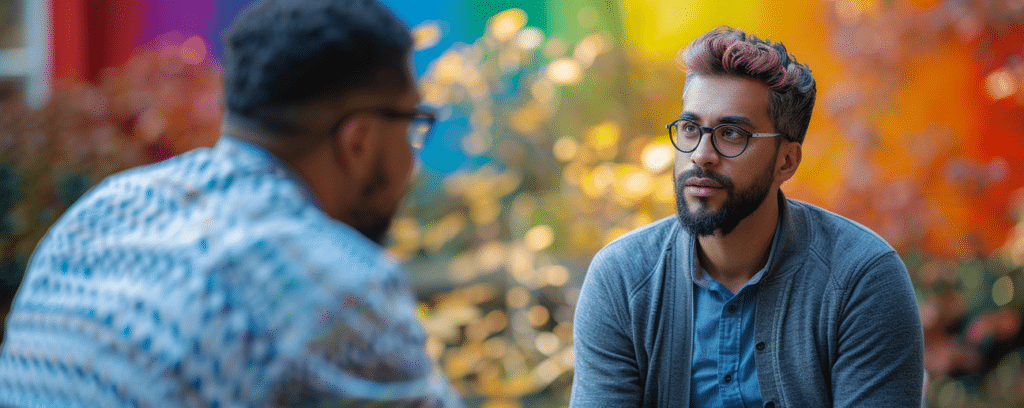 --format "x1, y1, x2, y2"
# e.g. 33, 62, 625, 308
689, 132, 719, 166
